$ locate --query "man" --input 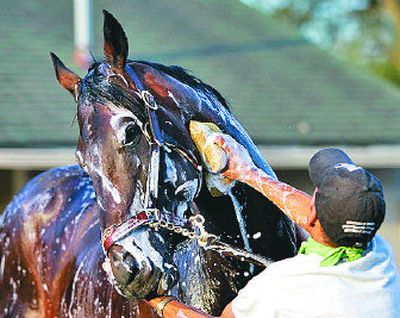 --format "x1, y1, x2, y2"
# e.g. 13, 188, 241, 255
148, 129, 400, 317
